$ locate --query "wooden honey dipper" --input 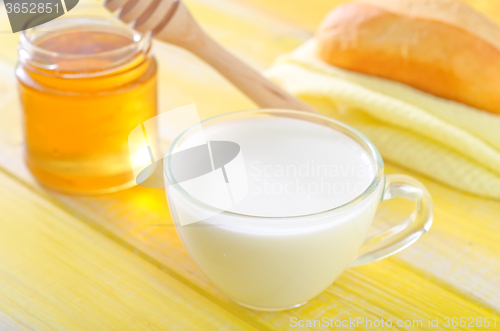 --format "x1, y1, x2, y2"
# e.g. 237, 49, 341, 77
104, 0, 316, 112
